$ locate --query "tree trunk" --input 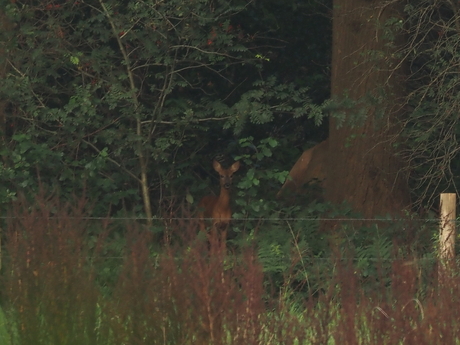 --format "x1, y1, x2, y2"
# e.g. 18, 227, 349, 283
99, 0, 153, 226
327, 0, 410, 218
